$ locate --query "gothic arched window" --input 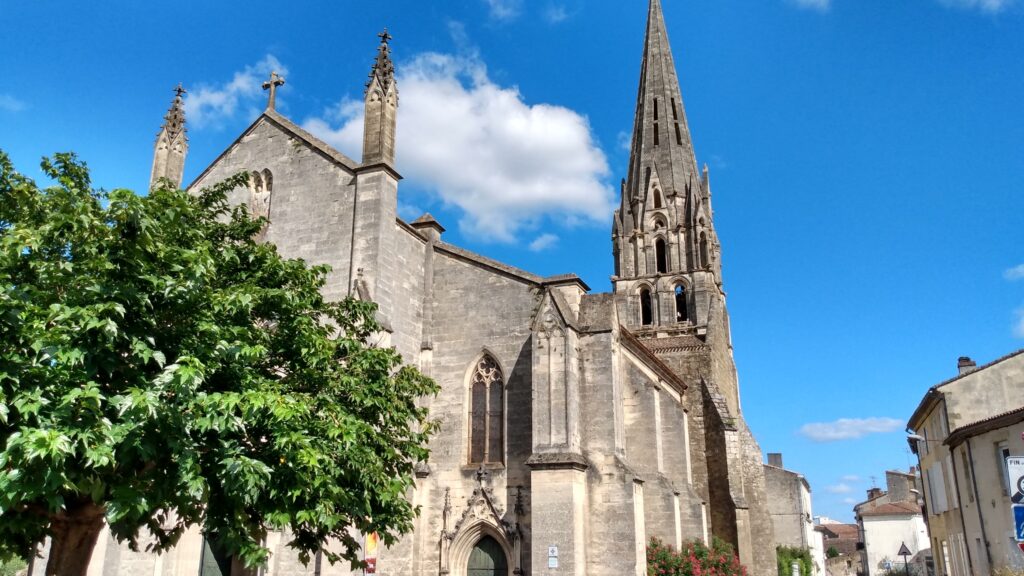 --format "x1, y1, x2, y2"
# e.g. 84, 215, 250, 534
262, 169, 273, 193
675, 285, 688, 323
655, 239, 668, 274
653, 189, 663, 209
640, 288, 653, 326
699, 232, 709, 269
469, 355, 504, 465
